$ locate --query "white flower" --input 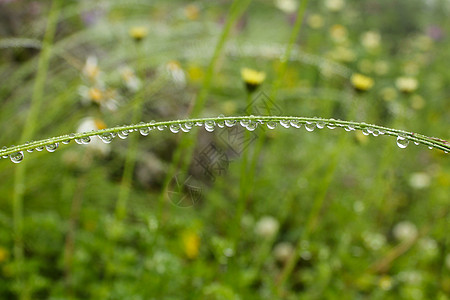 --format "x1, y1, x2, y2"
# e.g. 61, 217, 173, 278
395, 77, 419, 93
119, 66, 141, 92
361, 31, 381, 49
307, 14, 324, 29
274, 242, 294, 262
76, 117, 110, 155
166, 61, 186, 88
274, 0, 298, 14
82, 56, 103, 83
325, 0, 345, 11
362, 232, 386, 250
78, 85, 119, 112
255, 216, 279, 238
393, 221, 418, 242
409, 172, 431, 189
